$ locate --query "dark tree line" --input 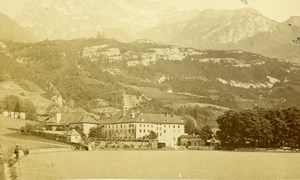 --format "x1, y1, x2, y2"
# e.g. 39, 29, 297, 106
1, 95, 37, 120
217, 107, 300, 149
